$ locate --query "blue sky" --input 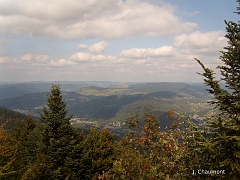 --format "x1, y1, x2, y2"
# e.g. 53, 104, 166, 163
0, 0, 239, 83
